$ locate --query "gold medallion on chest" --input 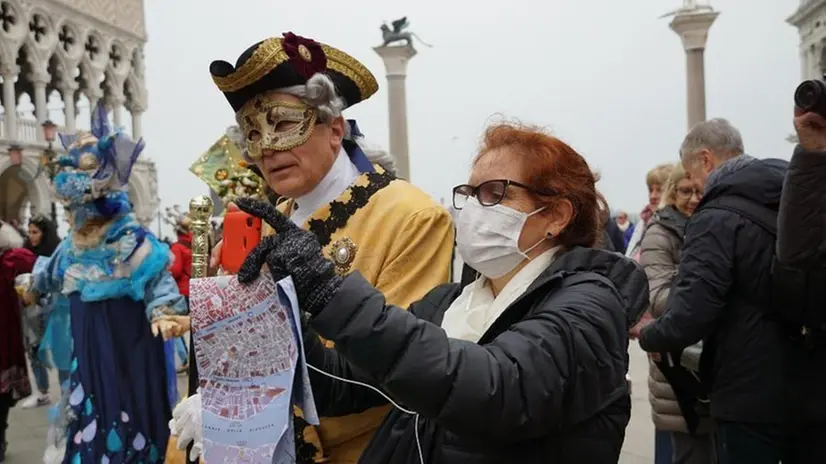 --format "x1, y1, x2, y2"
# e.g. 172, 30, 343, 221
329, 237, 357, 274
